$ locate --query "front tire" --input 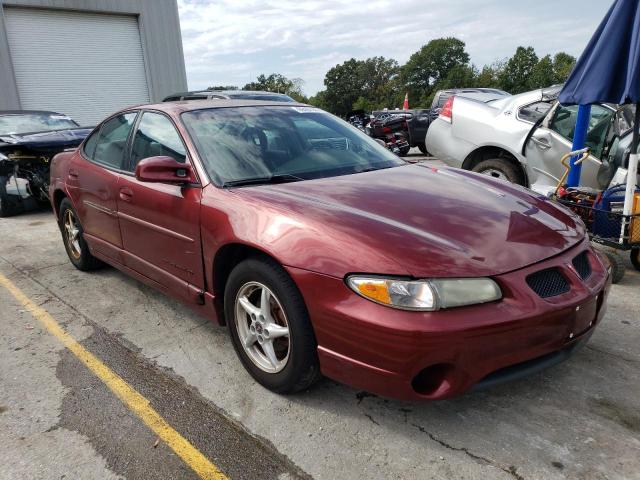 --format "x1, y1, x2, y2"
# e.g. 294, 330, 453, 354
0, 176, 20, 217
225, 257, 320, 394
58, 198, 103, 271
471, 158, 525, 185
602, 250, 625, 284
